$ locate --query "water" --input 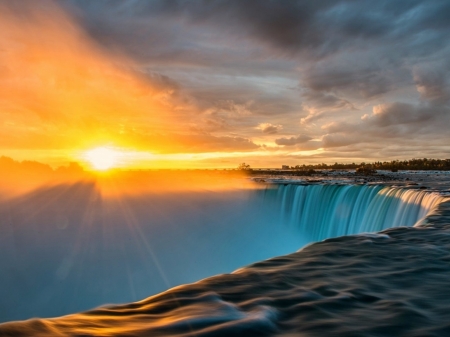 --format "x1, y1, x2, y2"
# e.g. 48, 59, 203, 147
262, 184, 445, 241
0, 182, 447, 325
